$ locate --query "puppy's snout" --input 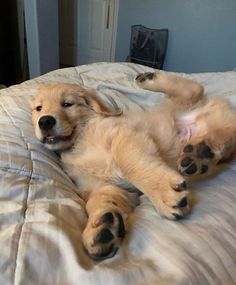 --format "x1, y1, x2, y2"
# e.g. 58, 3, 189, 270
38, 116, 56, 131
